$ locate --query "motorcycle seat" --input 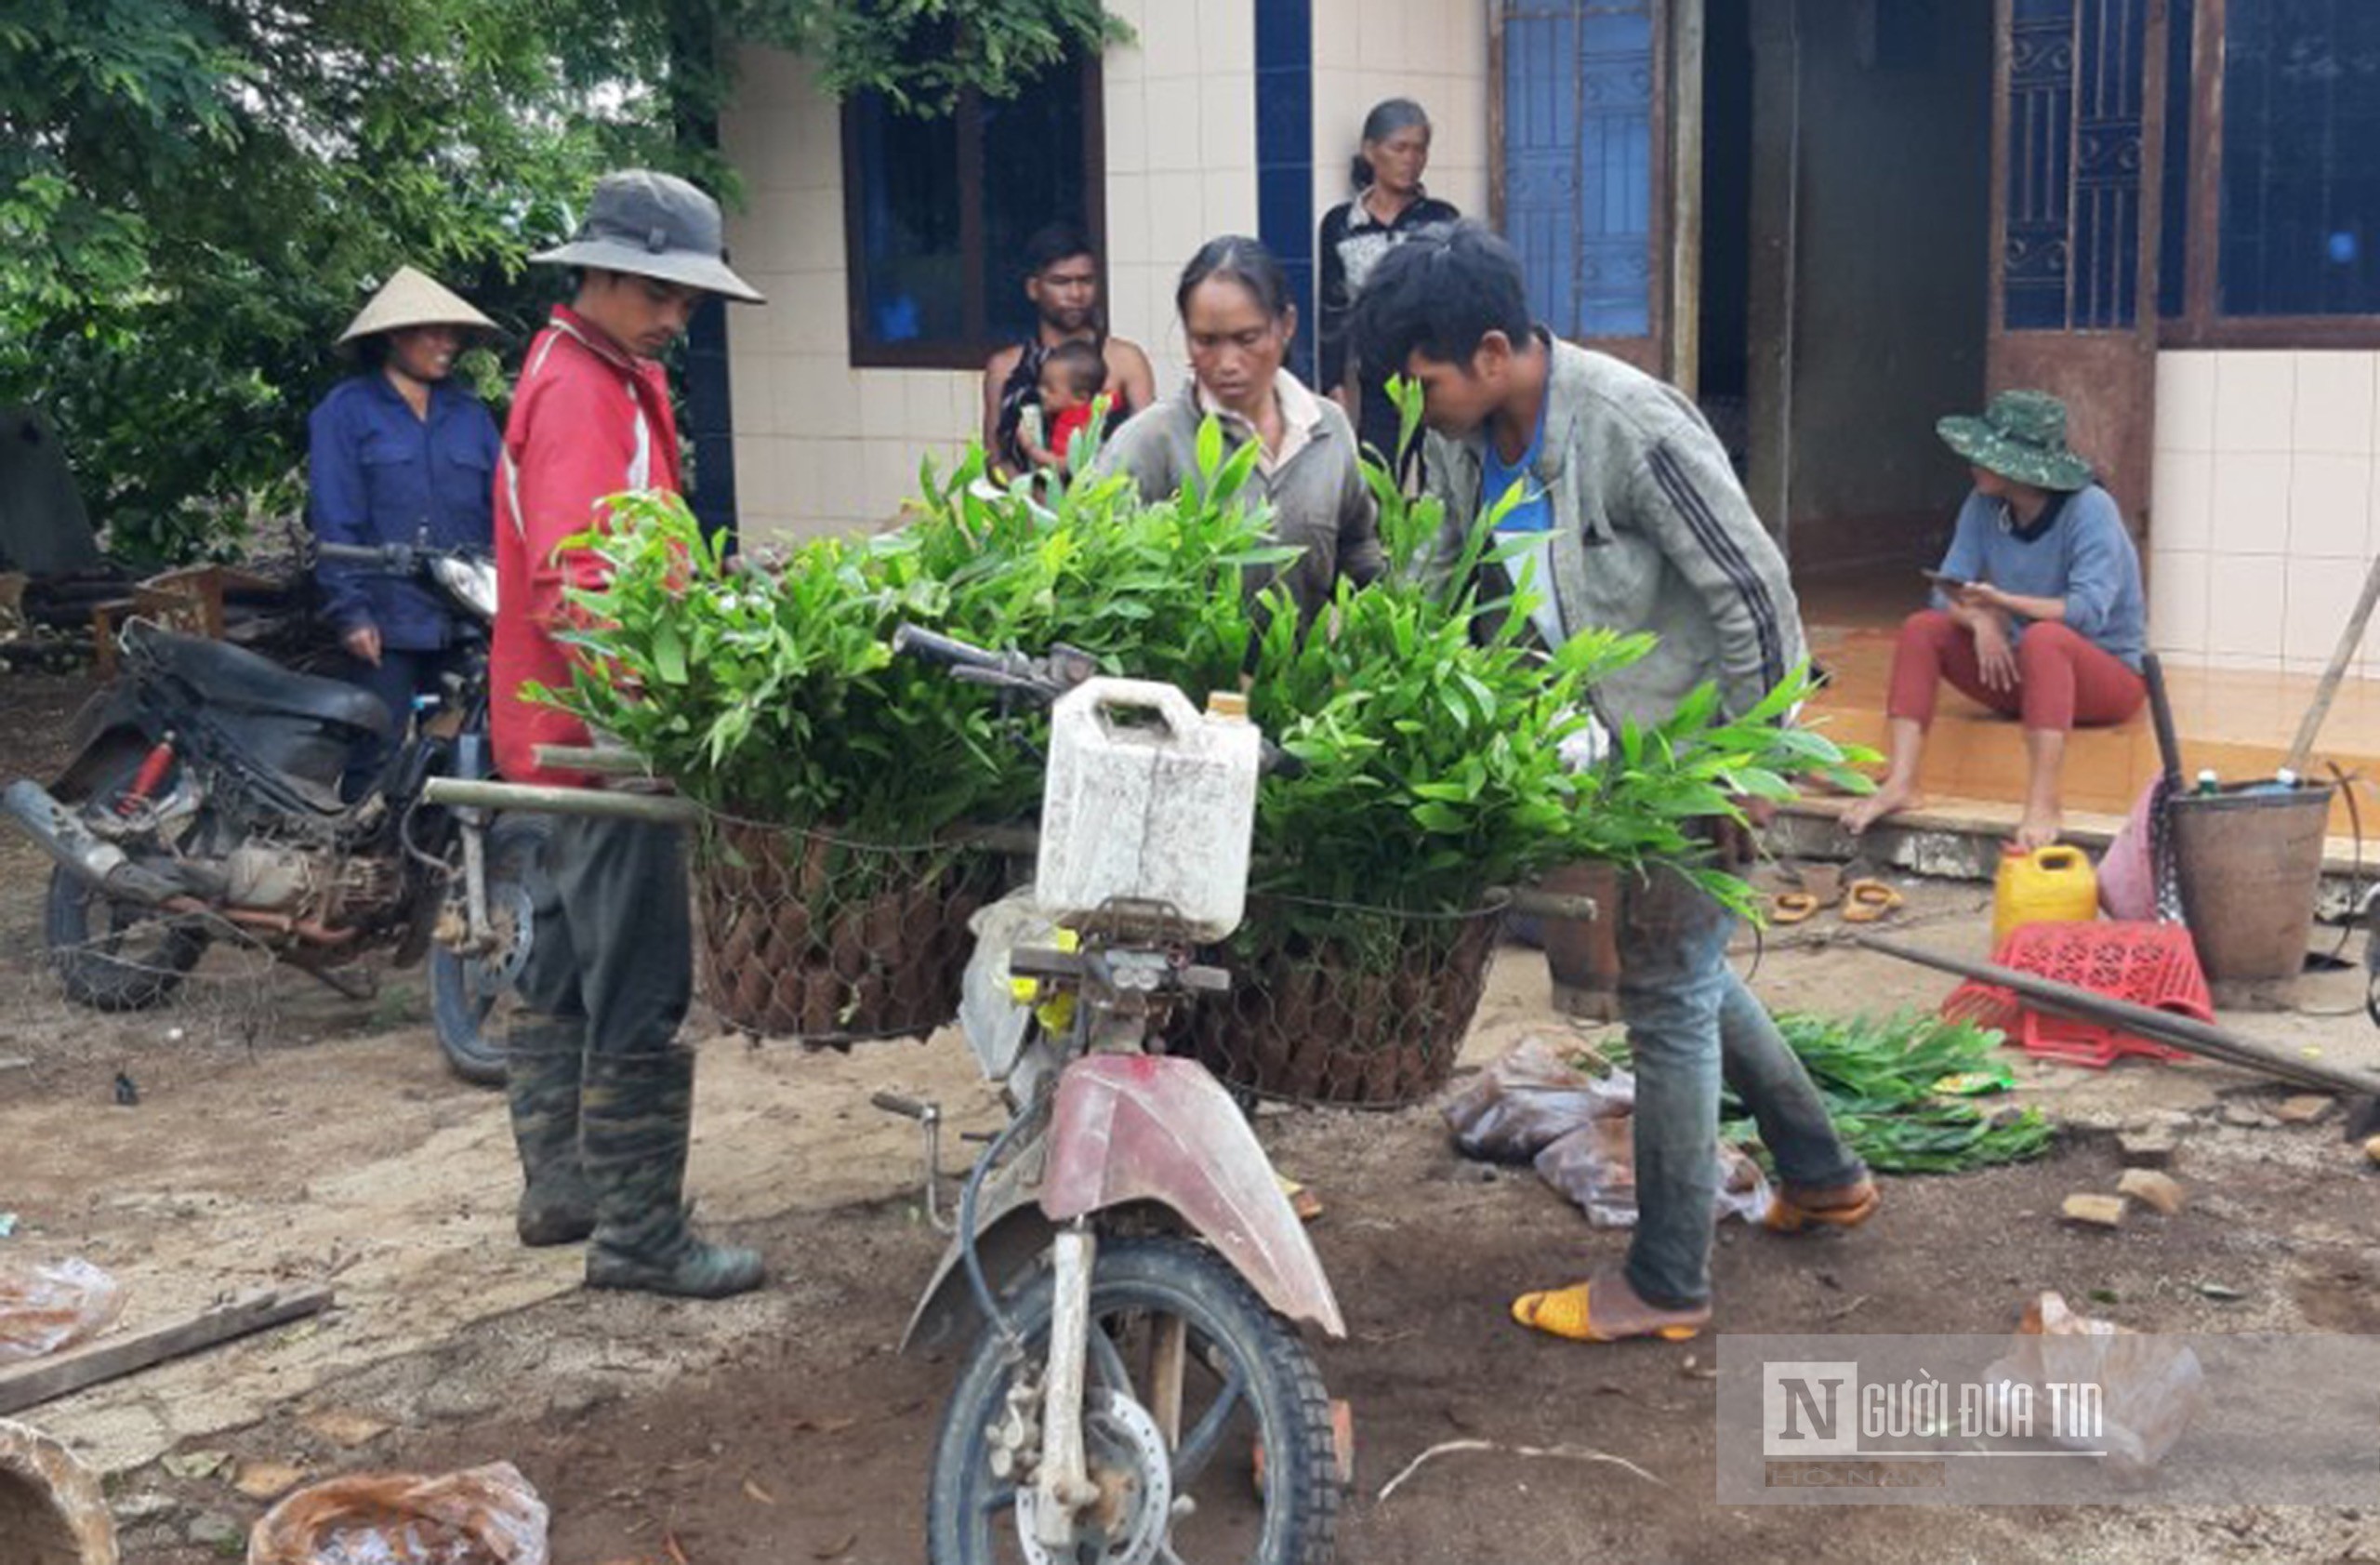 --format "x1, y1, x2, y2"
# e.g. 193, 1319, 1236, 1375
132, 624, 394, 737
